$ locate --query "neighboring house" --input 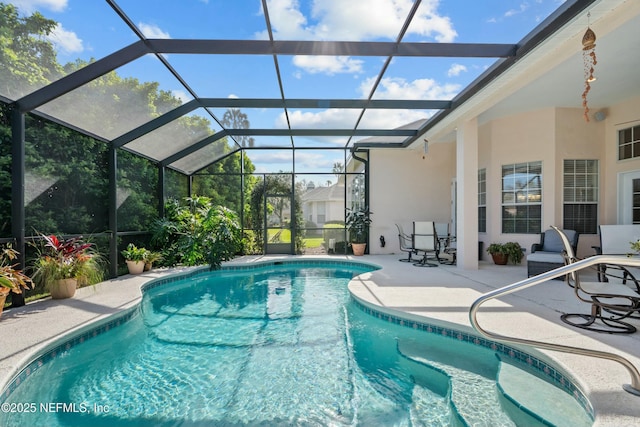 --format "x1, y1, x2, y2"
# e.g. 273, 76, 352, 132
365, 1, 640, 270
301, 182, 345, 227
